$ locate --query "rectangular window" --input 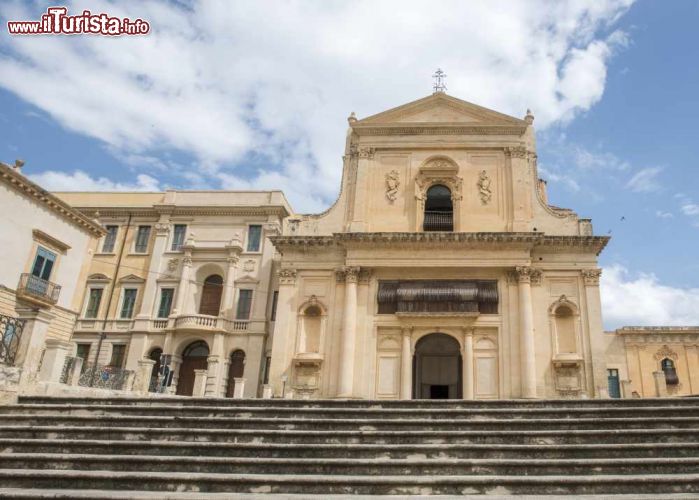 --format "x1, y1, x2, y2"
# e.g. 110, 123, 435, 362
102, 225, 118, 253
84, 288, 103, 318
134, 226, 151, 253
236, 289, 253, 320
171, 224, 187, 251
270, 290, 279, 321
157, 288, 174, 318
31, 247, 57, 281
109, 344, 126, 368
120, 288, 137, 319
76, 343, 91, 361
247, 225, 262, 252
